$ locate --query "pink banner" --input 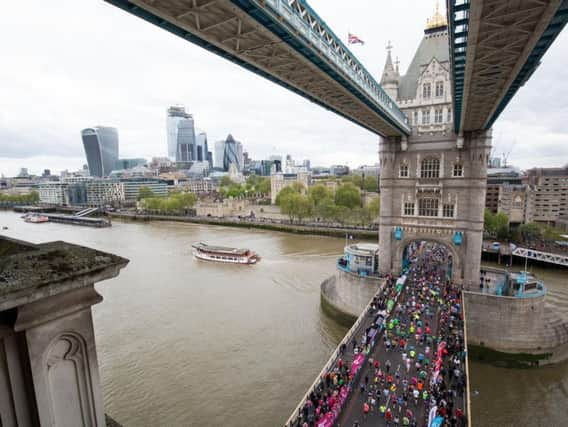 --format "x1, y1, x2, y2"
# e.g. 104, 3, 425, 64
351, 354, 365, 376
